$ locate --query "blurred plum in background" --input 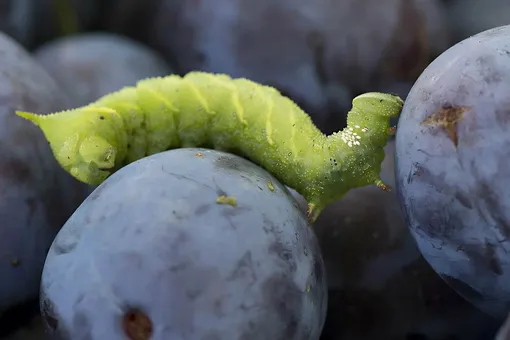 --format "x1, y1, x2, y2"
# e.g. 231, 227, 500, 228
441, 0, 510, 44
99, 0, 449, 132
0, 31, 89, 317
33, 33, 173, 107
